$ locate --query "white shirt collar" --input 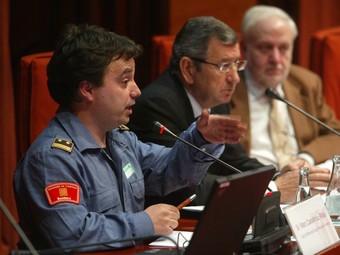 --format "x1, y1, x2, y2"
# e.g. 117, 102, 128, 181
244, 69, 284, 102
184, 88, 210, 118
